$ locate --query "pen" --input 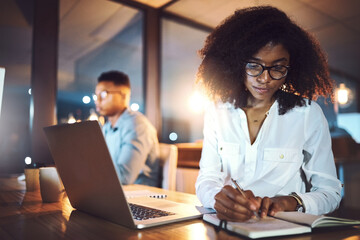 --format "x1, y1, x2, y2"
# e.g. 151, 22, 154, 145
231, 178, 259, 219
